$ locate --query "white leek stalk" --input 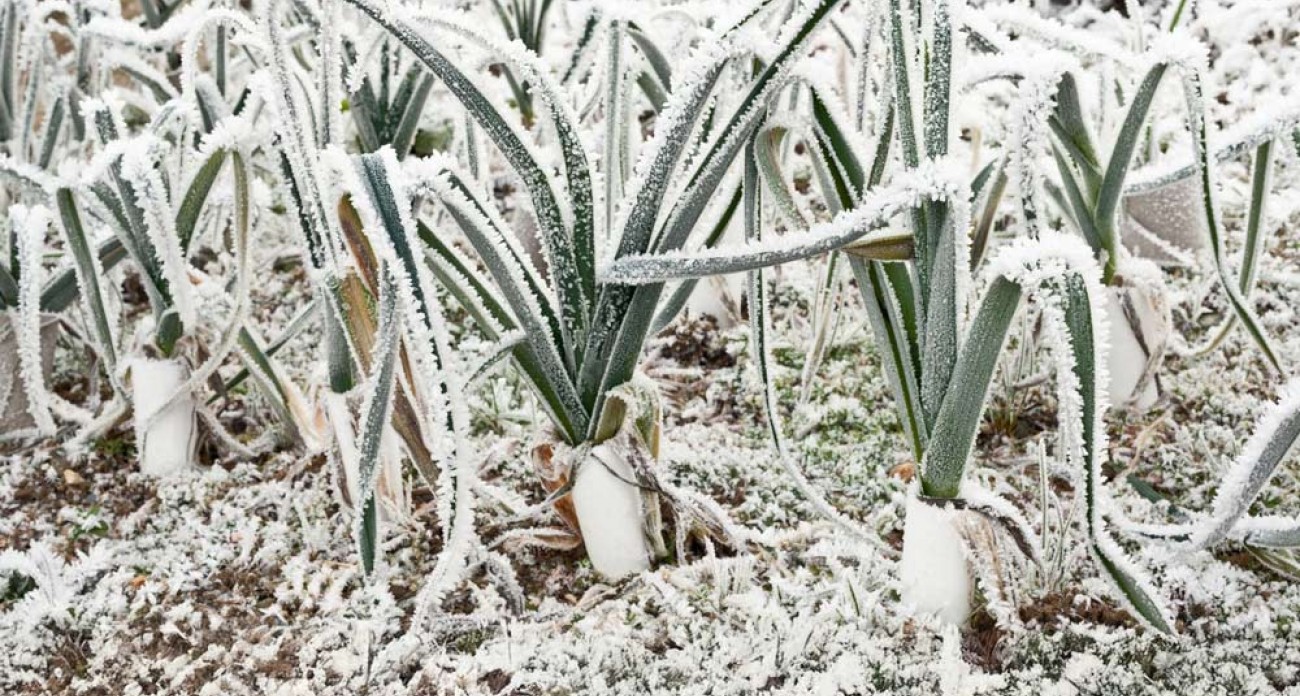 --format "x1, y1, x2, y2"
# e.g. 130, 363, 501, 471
899, 487, 972, 625
571, 436, 652, 579
1104, 261, 1170, 411
131, 357, 198, 477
